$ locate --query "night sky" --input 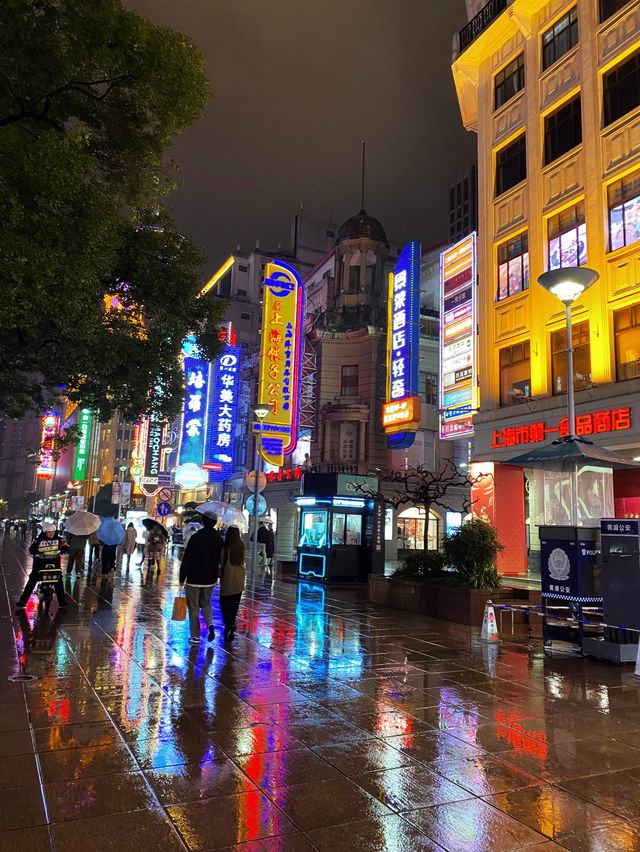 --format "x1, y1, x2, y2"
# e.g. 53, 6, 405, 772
127, 0, 475, 273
